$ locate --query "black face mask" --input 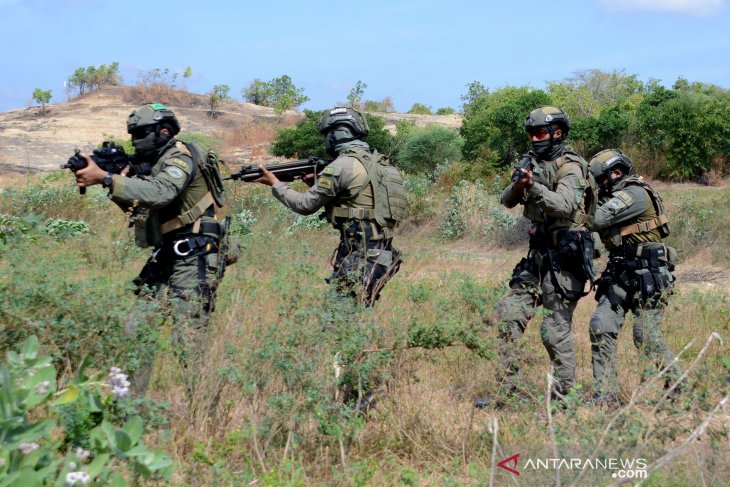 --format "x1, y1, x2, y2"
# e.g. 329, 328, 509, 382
533, 139, 564, 160
132, 129, 172, 159
324, 126, 356, 157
